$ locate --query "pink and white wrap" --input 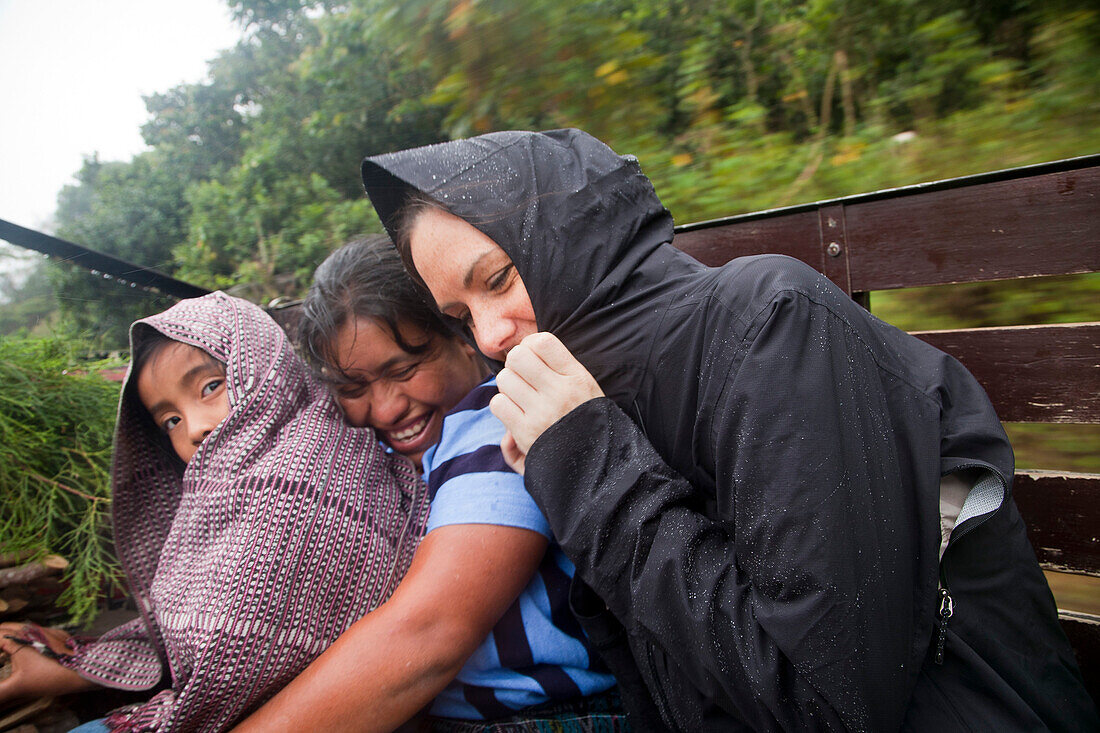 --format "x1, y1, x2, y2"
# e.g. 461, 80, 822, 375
62, 292, 428, 731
